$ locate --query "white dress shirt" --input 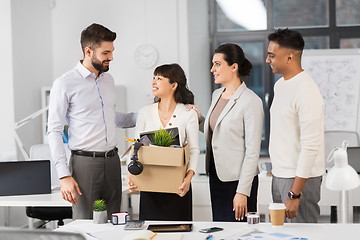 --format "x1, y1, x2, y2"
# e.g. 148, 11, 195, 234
48, 62, 136, 178
135, 103, 200, 173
